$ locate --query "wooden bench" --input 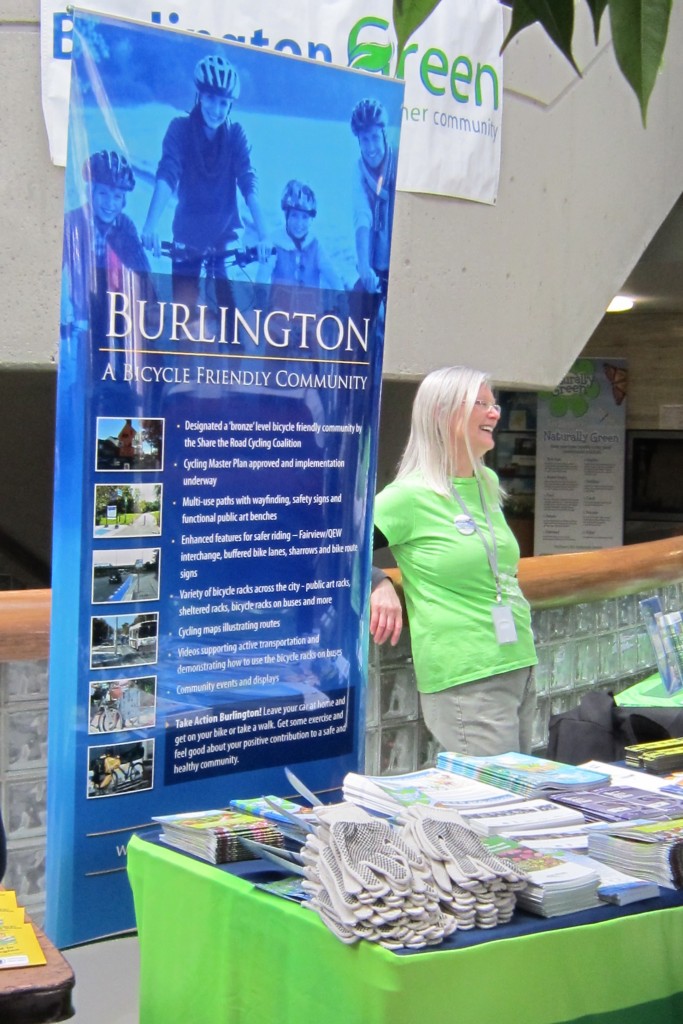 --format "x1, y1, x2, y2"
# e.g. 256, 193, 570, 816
0, 905, 74, 1023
